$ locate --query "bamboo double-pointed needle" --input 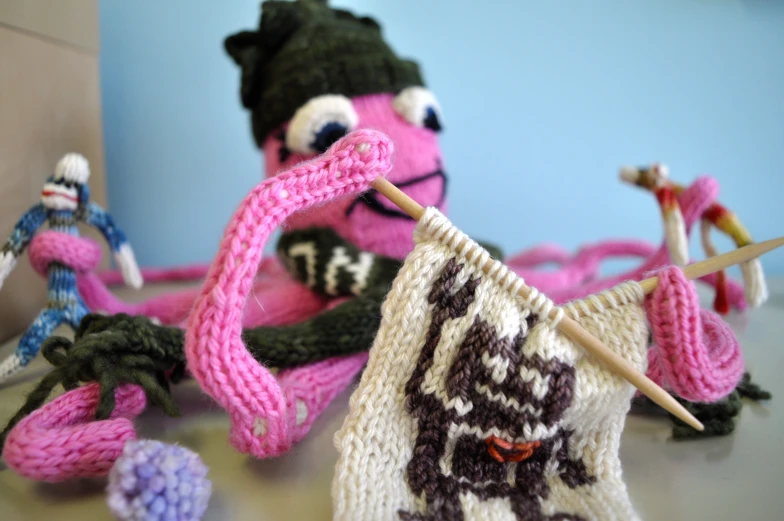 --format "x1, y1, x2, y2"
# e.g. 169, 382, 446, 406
571, 236, 784, 315
638, 236, 784, 293
369, 177, 713, 430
